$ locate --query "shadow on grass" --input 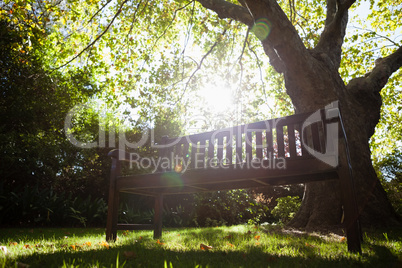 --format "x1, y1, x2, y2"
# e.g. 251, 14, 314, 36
10, 245, 333, 268
0, 228, 105, 241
